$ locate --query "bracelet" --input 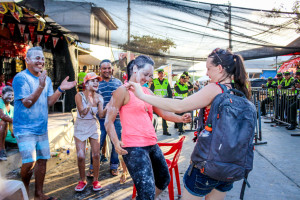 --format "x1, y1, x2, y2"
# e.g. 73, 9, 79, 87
39, 85, 44, 89
58, 86, 65, 93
